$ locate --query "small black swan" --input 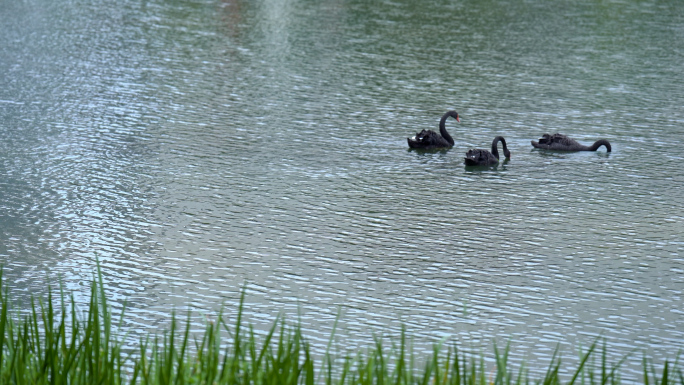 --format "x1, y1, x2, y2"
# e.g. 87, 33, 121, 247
464, 136, 511, 166
407, 110, 460, 149
531, 133, 611, 152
